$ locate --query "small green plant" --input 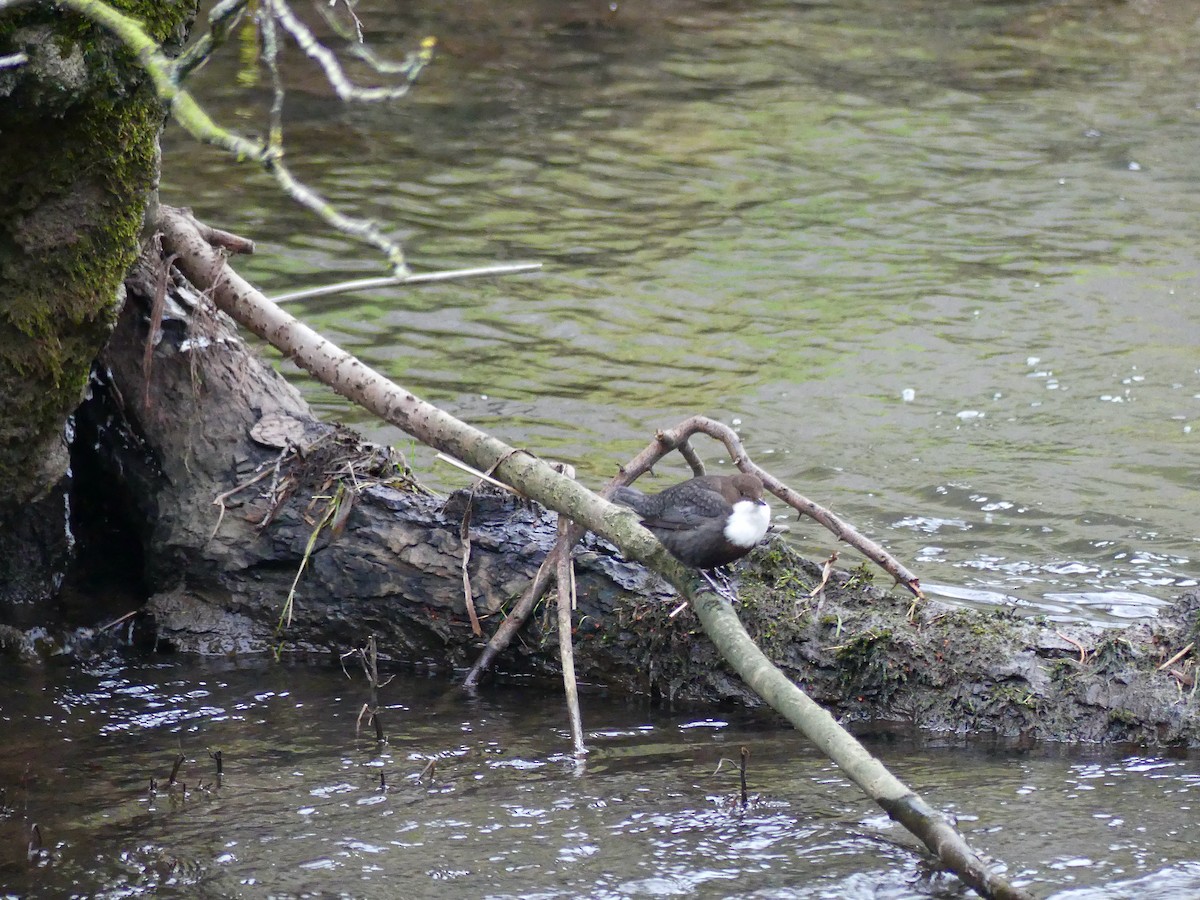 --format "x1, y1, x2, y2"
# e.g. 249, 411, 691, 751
843, 561, 876, 591
278, 482, 349, 633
